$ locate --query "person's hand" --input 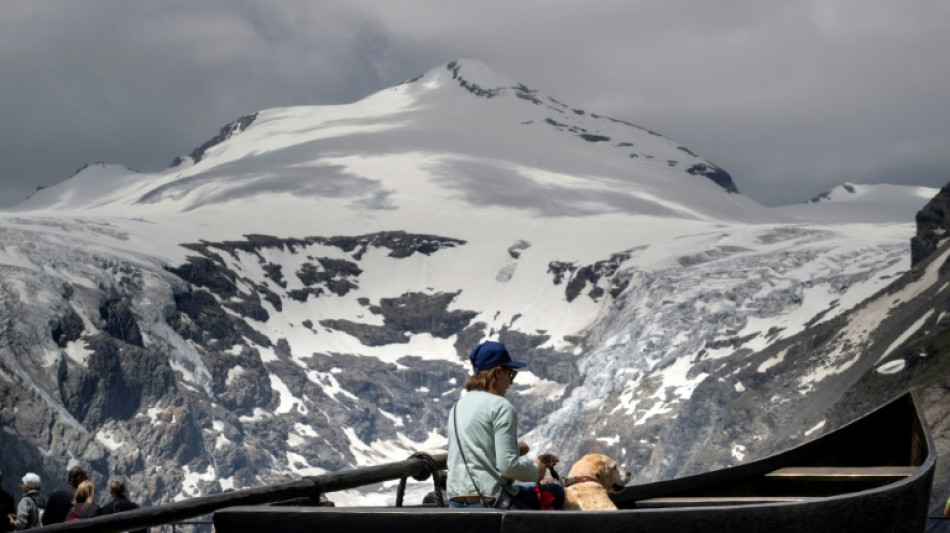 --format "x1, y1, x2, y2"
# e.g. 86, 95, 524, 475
538, 454, 559, 469
533, 454, 560, 478
8, 513, 15, 525
532, 457, 546, 478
